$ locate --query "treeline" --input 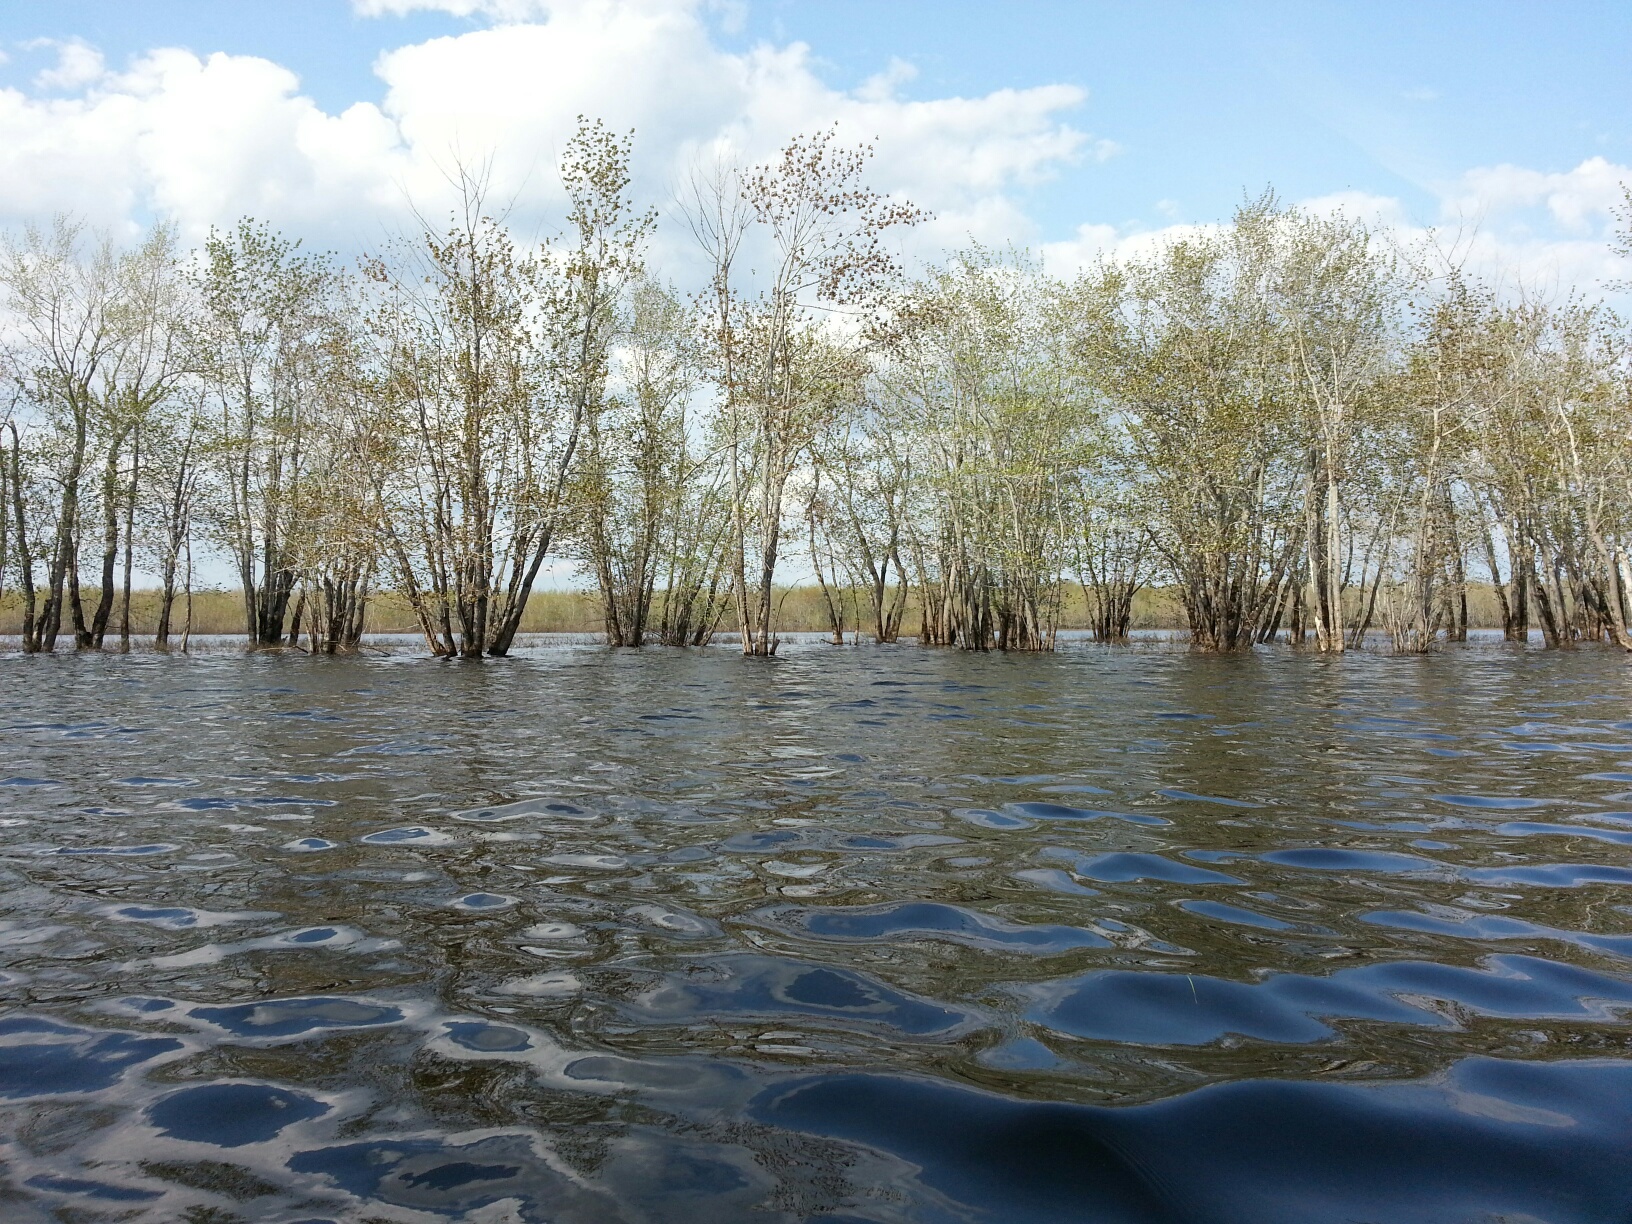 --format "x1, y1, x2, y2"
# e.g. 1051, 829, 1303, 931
1, 121, 1629, 658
